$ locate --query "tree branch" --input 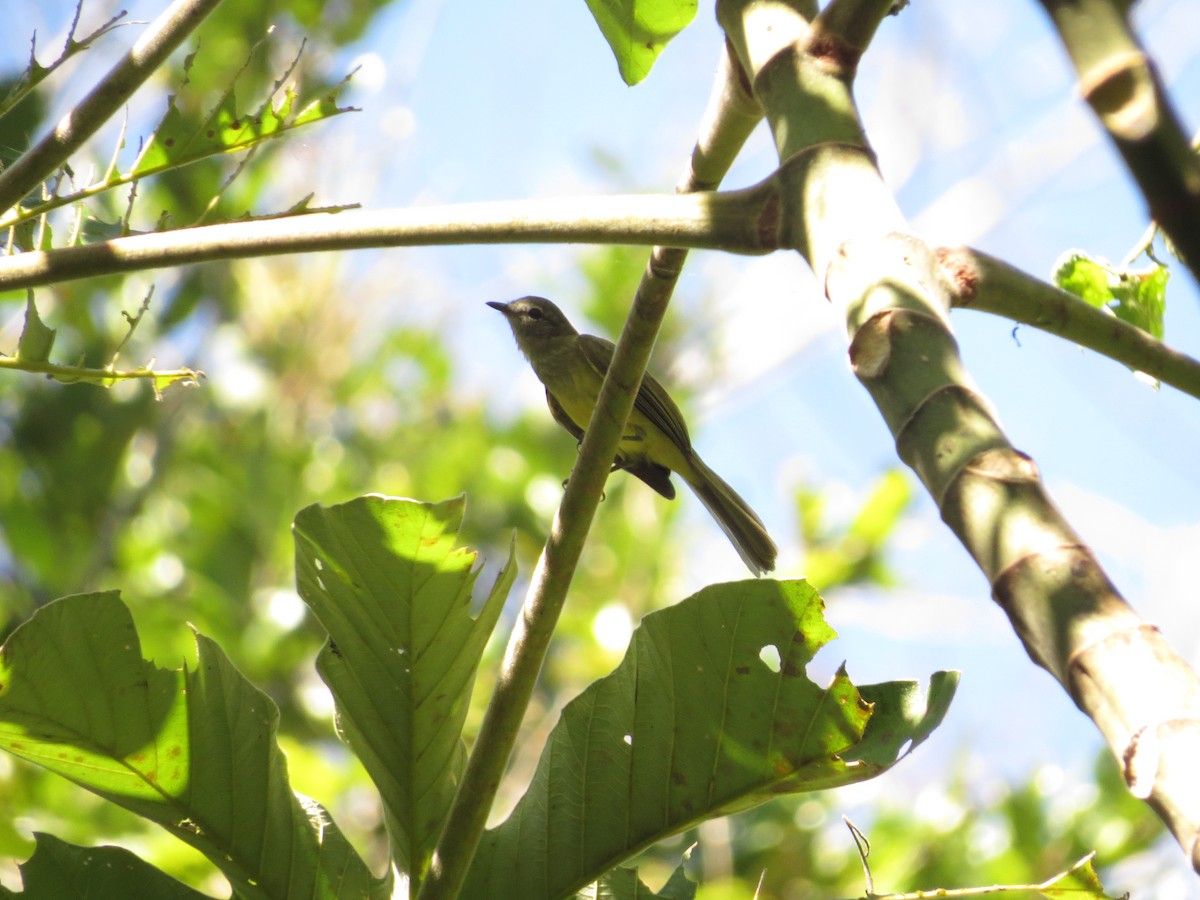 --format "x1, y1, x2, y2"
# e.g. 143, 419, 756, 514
0, 0, 225, 215
718, 0, 1200, 870
939, 245, 1200, 401
0, 191, 778, 293
6, 187, 1194, 406
812, 0, 900, 58
1036, 0, 1200, 288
